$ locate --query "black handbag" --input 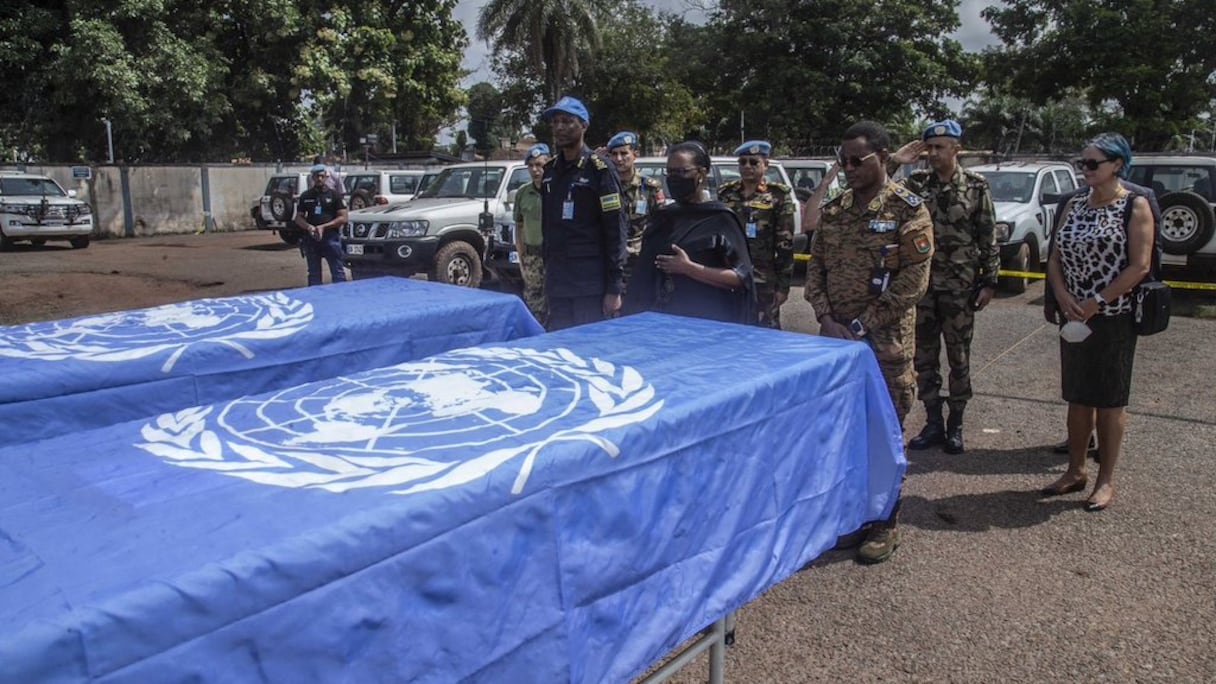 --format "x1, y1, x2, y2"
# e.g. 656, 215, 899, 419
1133, 279, 1170, 335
